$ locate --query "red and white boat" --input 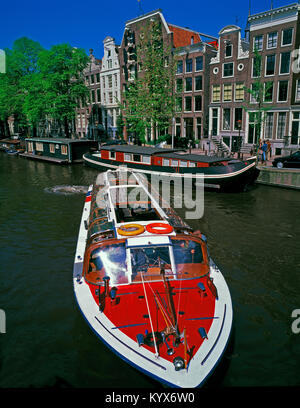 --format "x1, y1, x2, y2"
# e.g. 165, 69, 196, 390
73, 169, 233, 388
